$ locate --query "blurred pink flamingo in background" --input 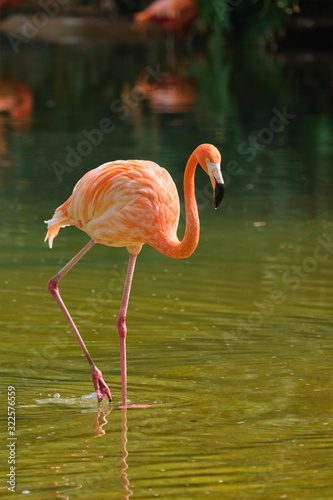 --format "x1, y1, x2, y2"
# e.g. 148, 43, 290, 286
0, 79, 33, 173
134, 0, 198, 36
0, 0, 25, 12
